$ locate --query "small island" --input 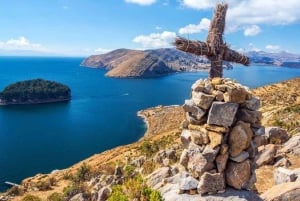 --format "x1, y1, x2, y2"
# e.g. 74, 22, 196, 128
0, 79, 71, 105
